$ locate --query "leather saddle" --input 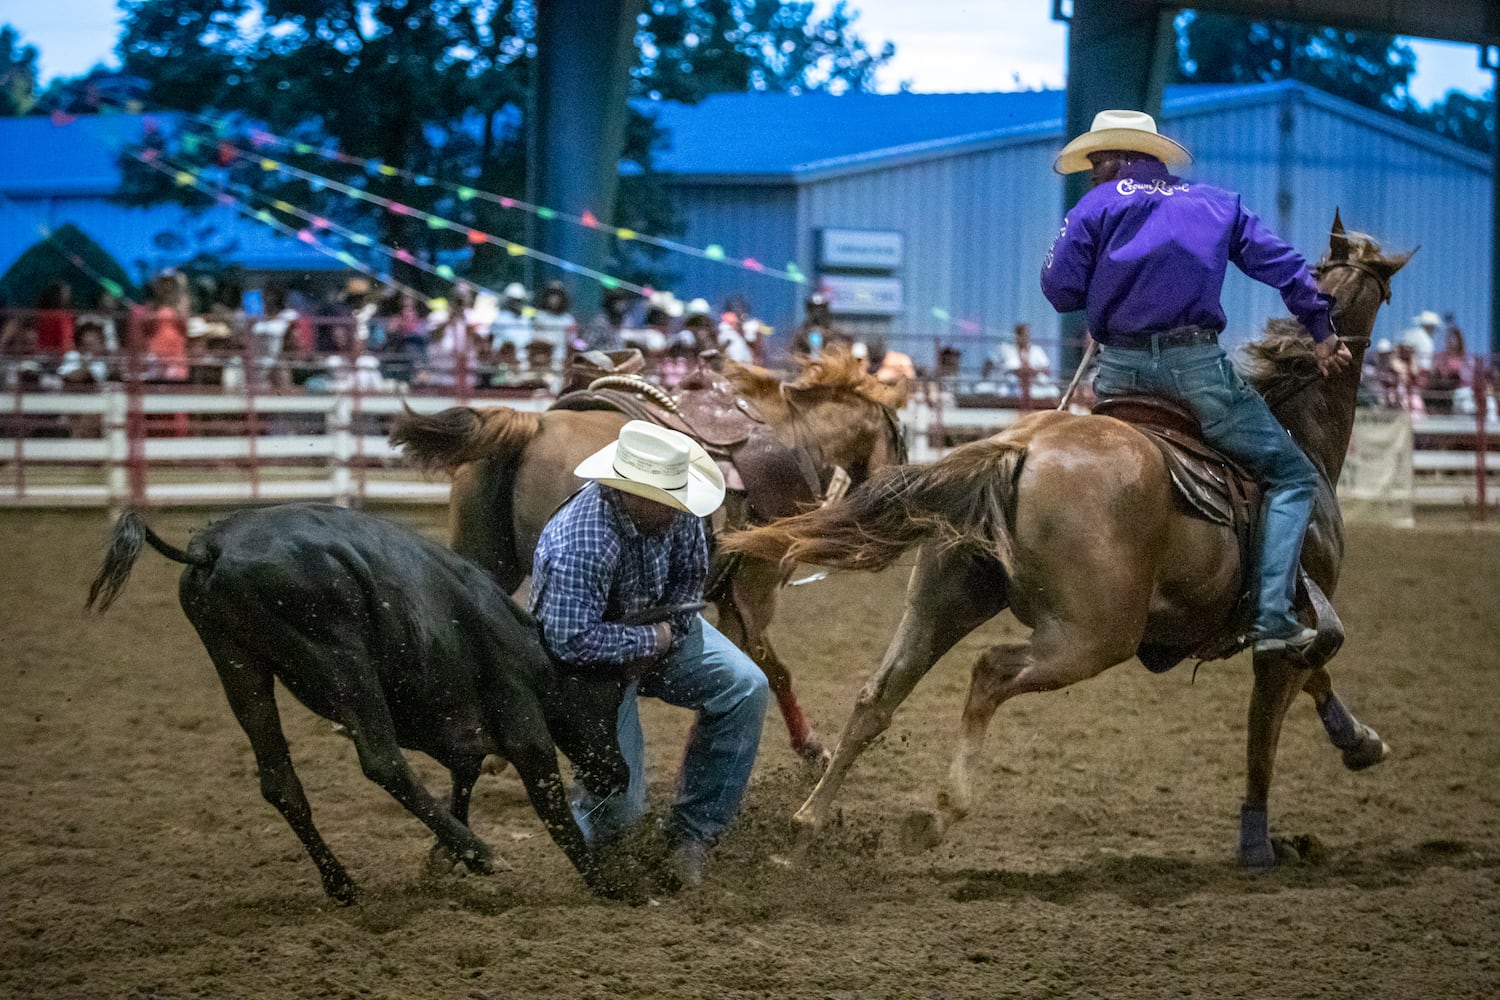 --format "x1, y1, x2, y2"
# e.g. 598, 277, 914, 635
1092, 394, 1266, 667
553, 354, 826, 525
